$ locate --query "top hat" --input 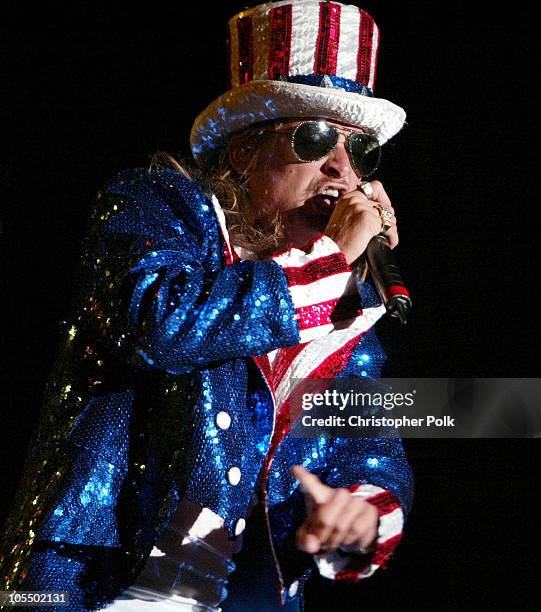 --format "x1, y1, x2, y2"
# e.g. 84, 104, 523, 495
190, 0, 406, 166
